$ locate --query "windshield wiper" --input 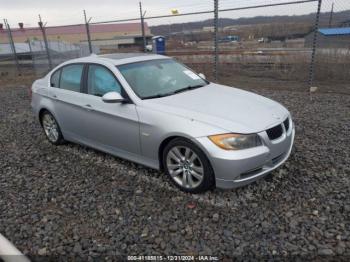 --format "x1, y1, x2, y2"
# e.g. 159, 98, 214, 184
142, 84, 206, 100
173, 84, 206, 94
142, 93, 173, 100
